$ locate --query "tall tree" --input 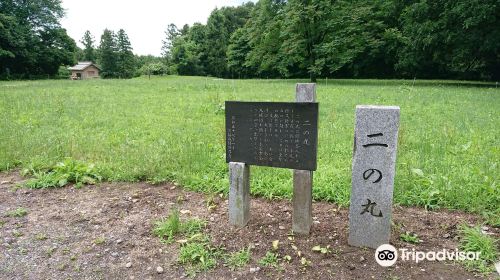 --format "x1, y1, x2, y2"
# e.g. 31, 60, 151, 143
171, 37, 203, 75
227, 28, 253, 78
0, 0, 76, 78
98, 29, 118, 78
242, 0, 285, 77
204, 9, 230, 77
180, 24, 190, 36
80, 30, 96, 62
0, 13, 25, 77
0, 0, 64, 28
185, 23, 207, 75
203, 4, 254, 77
116, 29, 136, 78
279, 0, 334, 81
161, 24, 180, 62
